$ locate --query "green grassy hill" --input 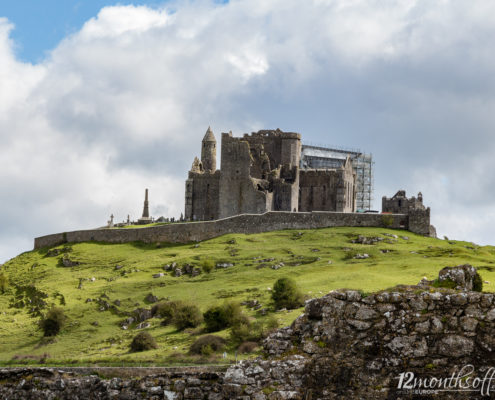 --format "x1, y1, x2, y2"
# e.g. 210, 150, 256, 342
0, 227, 494, 366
